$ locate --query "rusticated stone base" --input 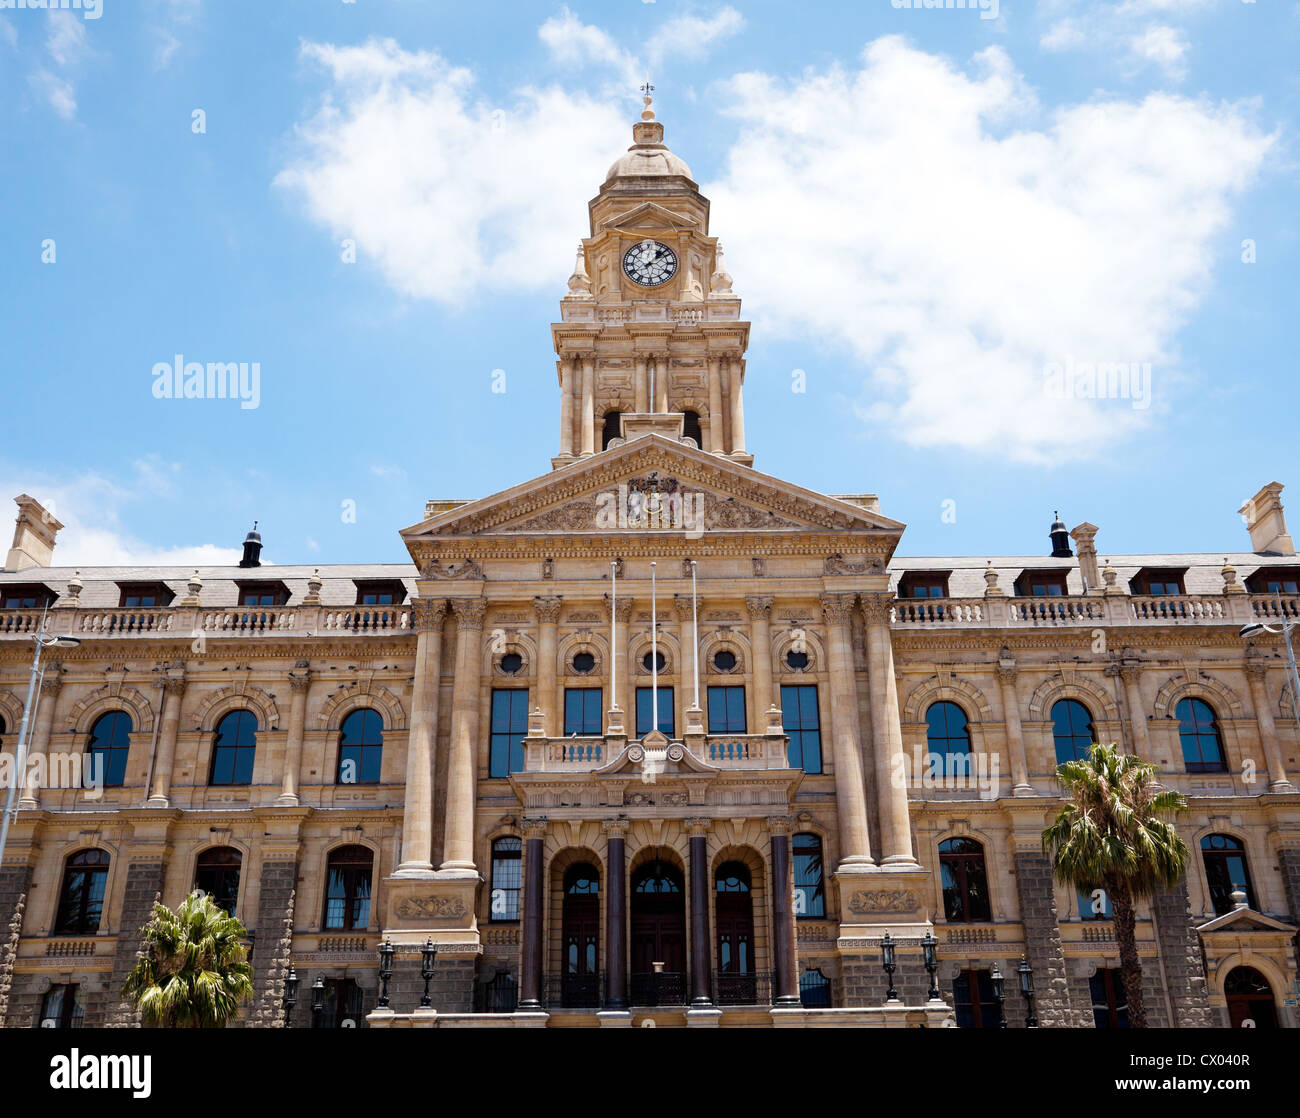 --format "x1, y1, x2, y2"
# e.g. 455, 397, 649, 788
1012, 853, 1078, 1027
1152, 881, 1213, 1027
